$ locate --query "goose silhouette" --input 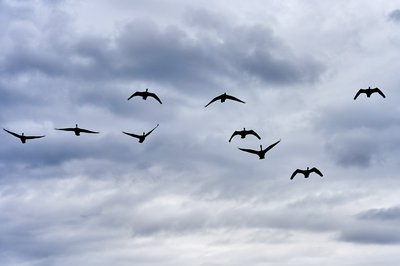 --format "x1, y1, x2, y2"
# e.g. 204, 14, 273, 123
55, 124, 99, 136
3, 128, 45, 143
290, 167, 323, 180
127, 88, 162, 104
122, 124, 159, 143
238, 139, 280, 159
205, 92, 245, 107
354, 87, 386, 100
229, 128, 261, 142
